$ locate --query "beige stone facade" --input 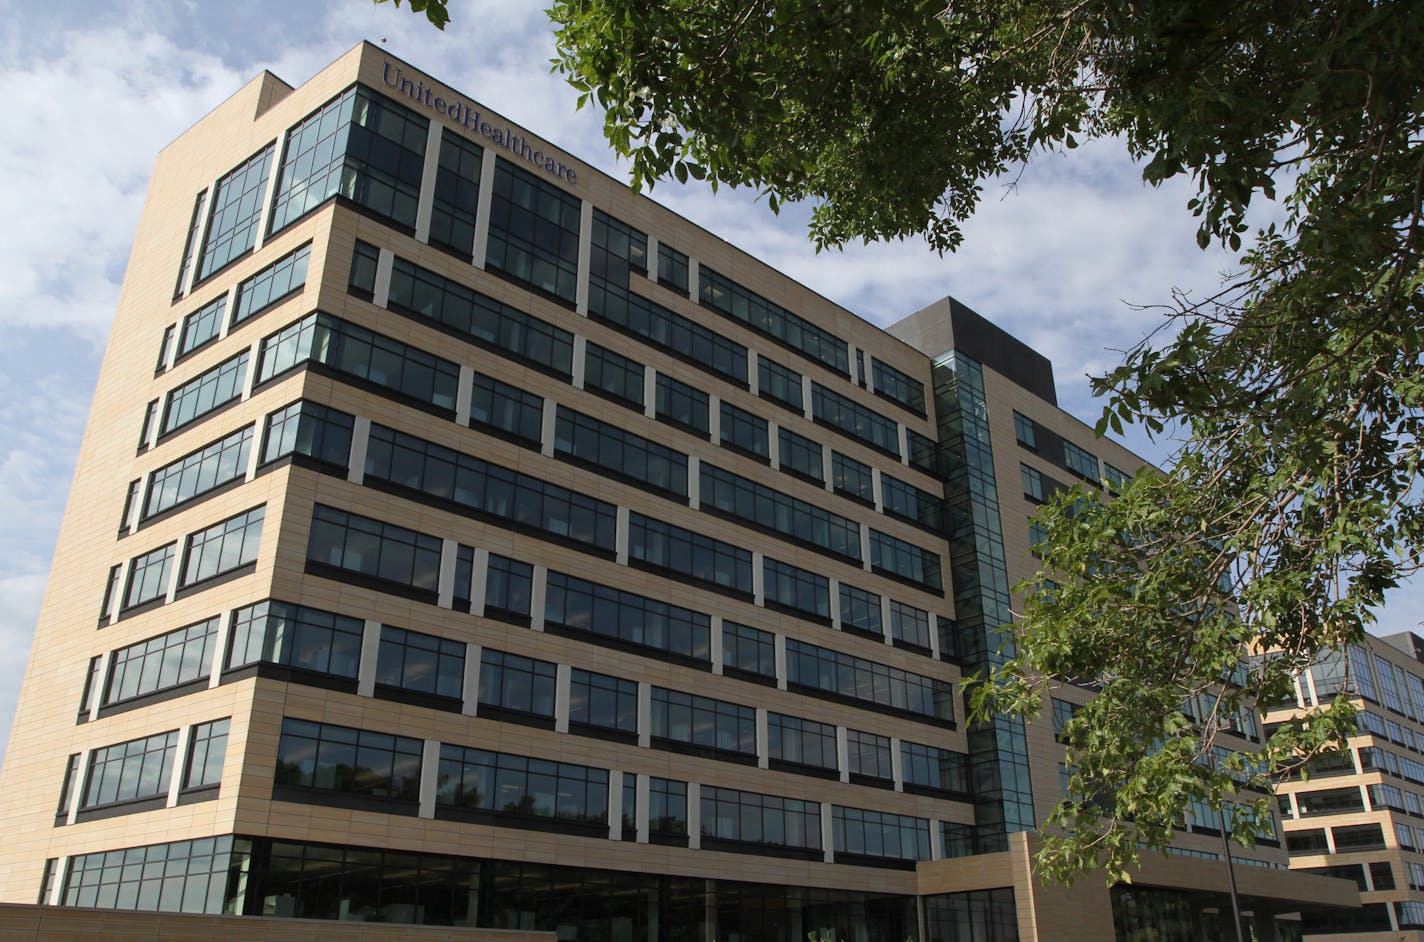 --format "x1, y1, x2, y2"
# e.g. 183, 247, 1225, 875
0, 40, 1358, 940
